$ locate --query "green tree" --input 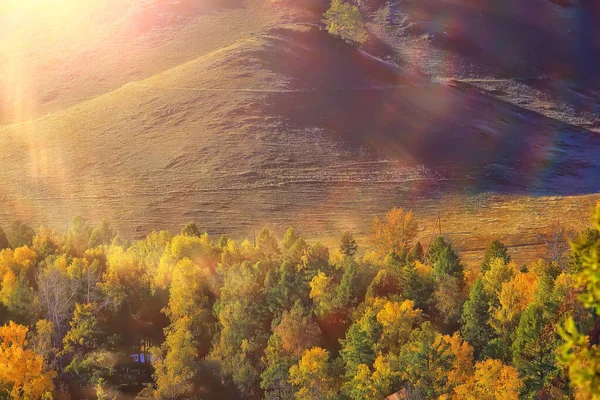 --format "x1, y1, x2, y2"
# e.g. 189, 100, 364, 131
395, 322, 454, 398
323, 0, 368, 45
512, 303, 558, 397
461, 279, 494, 358
88, 221, 116, 248
66, 216, 92, 257
481, 240, 511, 273
62, 303, 103, 355
434, 246, 463, 280
6, 221, 35, 249
0, 228, 8, 250
261, 334, 296, 400
339, 232, 358, 258
181, 221, 201, 238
